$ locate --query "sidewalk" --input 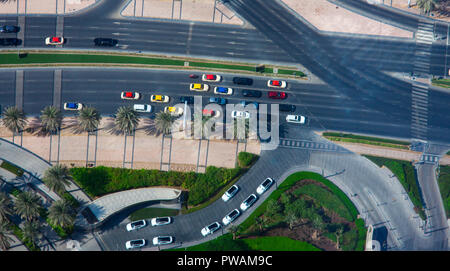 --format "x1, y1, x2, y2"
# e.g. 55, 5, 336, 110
0, 0, 96, 15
